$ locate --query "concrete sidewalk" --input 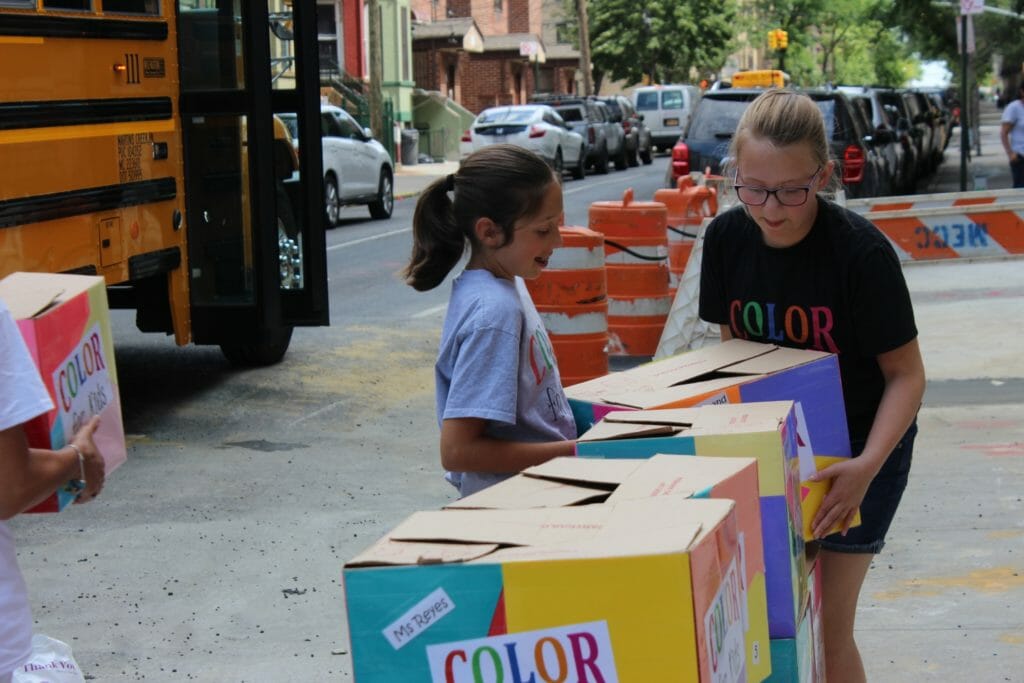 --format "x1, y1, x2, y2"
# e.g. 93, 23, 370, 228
394, 159, 460, 200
